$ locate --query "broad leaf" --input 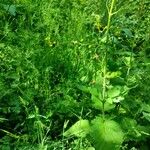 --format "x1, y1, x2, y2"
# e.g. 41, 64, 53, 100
91, 117, 124, 150
63, 119, 90, 138
107, 86, 121, 98
92, 95, 114, 111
